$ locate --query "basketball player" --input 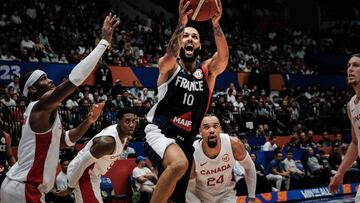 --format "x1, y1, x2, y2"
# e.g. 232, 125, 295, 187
0, 13, 119, 203
66, 107, 137, 203
186, 114, 256, 203
144, 0, 229, 202
0, 129, 16, 185
329, 53, 360, 201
